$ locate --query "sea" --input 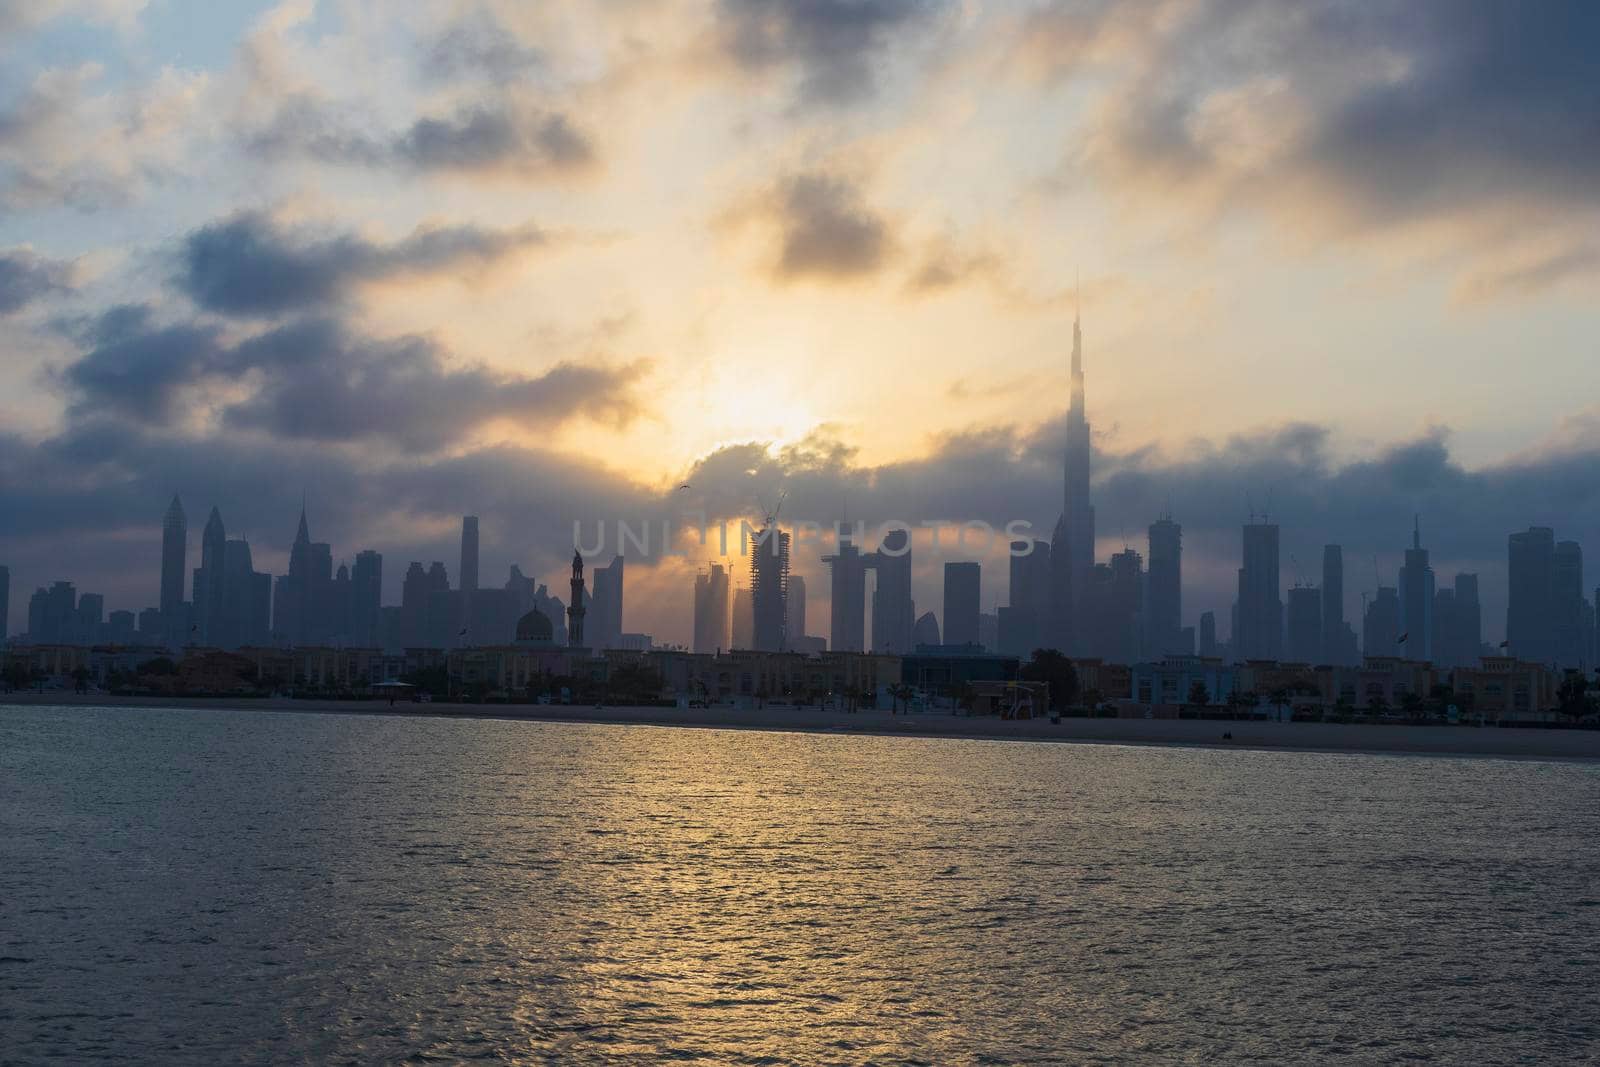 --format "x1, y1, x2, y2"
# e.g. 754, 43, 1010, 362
3, 703, 1598, 1064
